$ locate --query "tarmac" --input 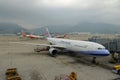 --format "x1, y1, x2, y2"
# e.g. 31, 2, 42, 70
0, 36, 119, 80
